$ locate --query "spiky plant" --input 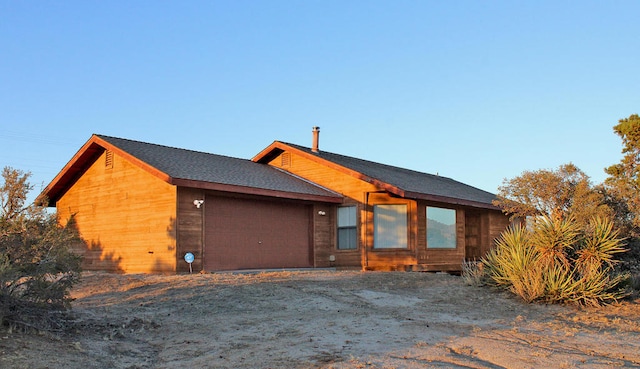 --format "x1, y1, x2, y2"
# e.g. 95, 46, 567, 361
569, 267, 628, 306
576, 217, 626, 277
483, 215, 630, 306
541, 262, 577, 304
461, 259, 485, 286
482, 224, 543, 302
530, 215, 580, 268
